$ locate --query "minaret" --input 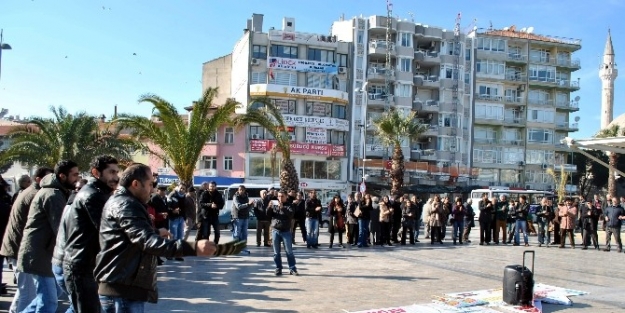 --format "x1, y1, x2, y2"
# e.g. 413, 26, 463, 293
599, 29, 618, 129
